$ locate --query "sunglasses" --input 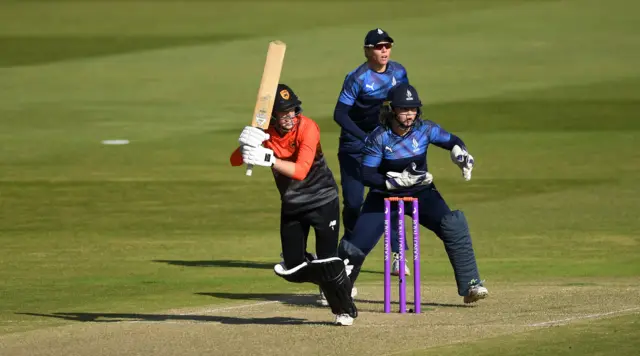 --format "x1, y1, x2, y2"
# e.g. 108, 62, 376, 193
373, 43, 393, 50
